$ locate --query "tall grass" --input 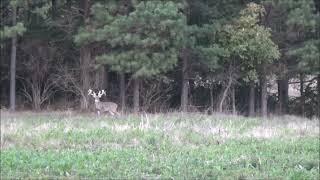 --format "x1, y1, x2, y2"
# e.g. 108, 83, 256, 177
1, 111, 319, 179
